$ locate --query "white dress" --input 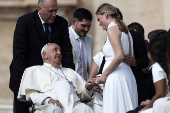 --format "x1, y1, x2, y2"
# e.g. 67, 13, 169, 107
102, 22, 138, 113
